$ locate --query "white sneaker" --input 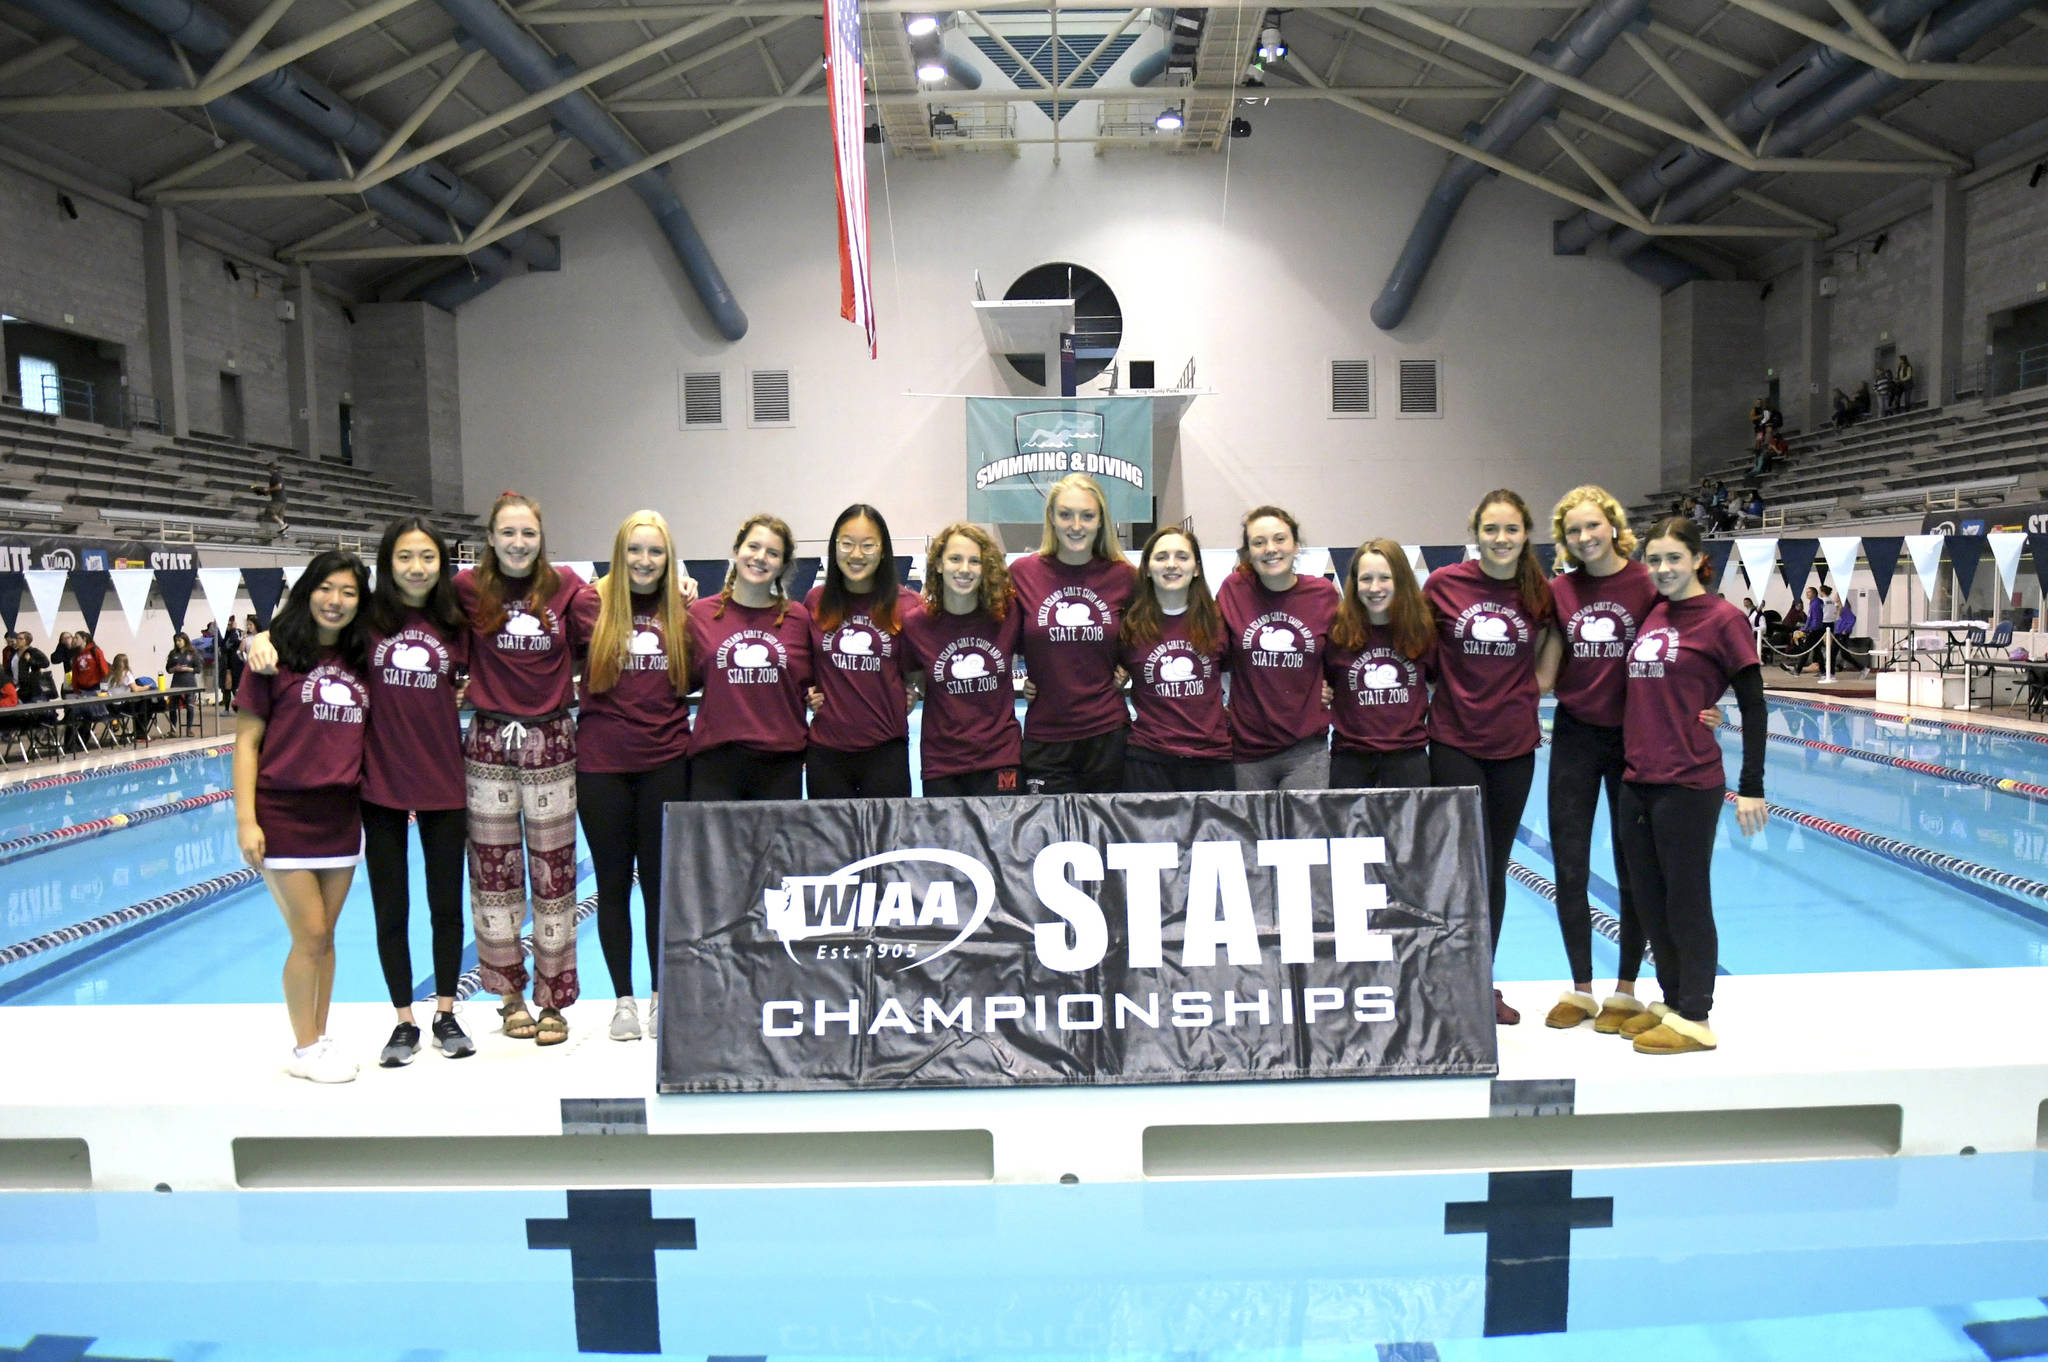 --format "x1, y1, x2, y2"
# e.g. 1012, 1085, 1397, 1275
286, 1038, 358, 1084
609, 997, 642, 1042
646, 996, 657, 1036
